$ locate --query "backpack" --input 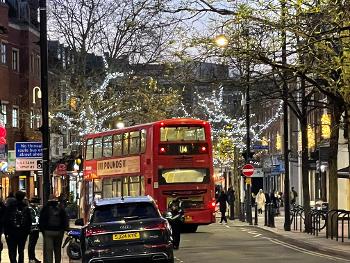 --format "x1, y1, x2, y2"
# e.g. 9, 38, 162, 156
47, 205, 62, 228
11, 206, 27, 229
